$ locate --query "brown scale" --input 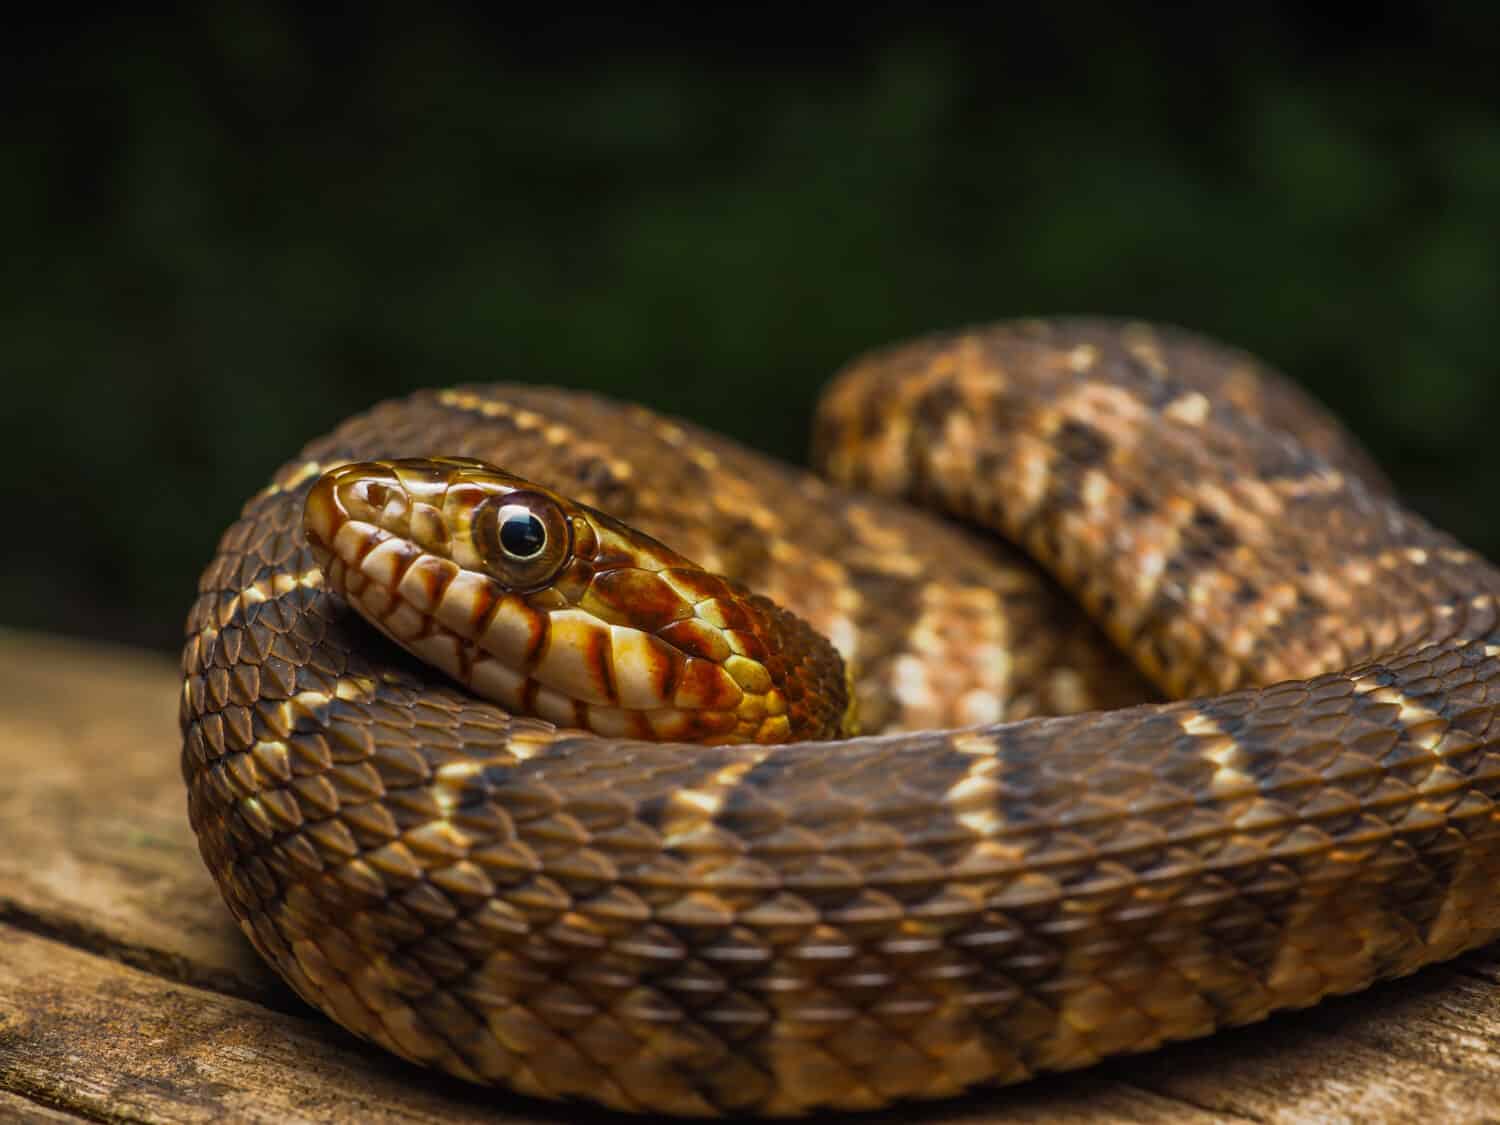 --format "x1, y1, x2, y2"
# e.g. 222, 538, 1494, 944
183, 319, 1500, 1115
